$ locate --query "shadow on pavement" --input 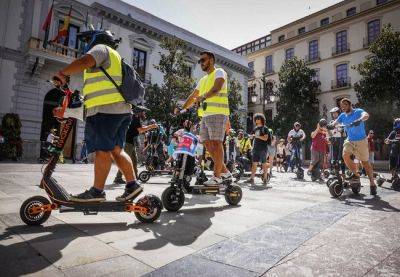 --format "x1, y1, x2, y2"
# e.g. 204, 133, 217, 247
132, 205, 239, 251
0, 222, 130, 276
340, 194, 400, 212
